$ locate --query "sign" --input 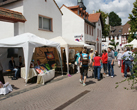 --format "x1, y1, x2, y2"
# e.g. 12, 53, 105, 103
74, 34, 83, 42
96, 37, 99, 41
